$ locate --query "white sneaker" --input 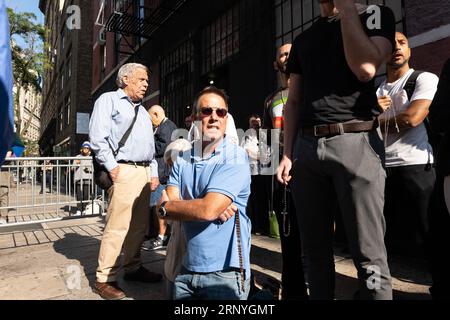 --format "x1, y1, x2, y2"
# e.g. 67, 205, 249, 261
73, 210, 82, 216
83, 208, 92, 215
